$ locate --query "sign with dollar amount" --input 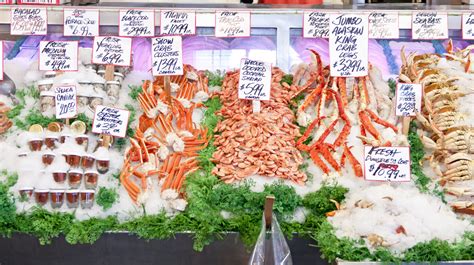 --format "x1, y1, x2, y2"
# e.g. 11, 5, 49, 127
238, 58, 272, 101
395, 83, 422, 117
303, 11, 330, 38
92, 105, 130, 138
160, 10, 195, 35
215, 11, 251, 38
412, 11, 448, 40
152, 36, 183, 76
364, 146, 410, 182
119, 9, 155, 37
10, 7, 47, 35
0, 41, 3, 81
39, 41, 78, 71
462, 12, 474, 40
329, 14, 368, 77
55, 85, 77, 119
368, 11, 399, 39
92, 36, 132, 66
63, 9, 99, 37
